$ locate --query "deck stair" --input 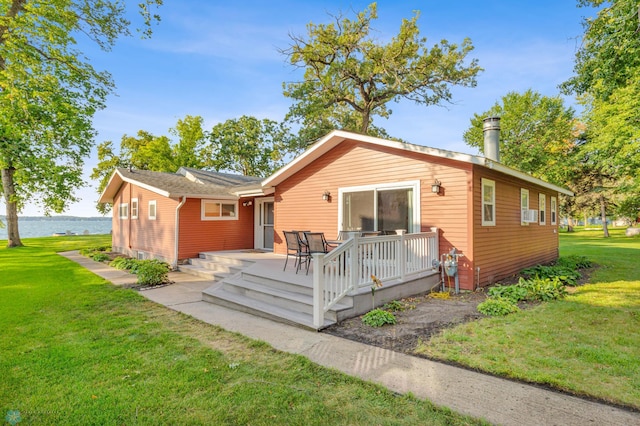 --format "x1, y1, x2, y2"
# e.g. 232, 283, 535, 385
181, 252, 354, 330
